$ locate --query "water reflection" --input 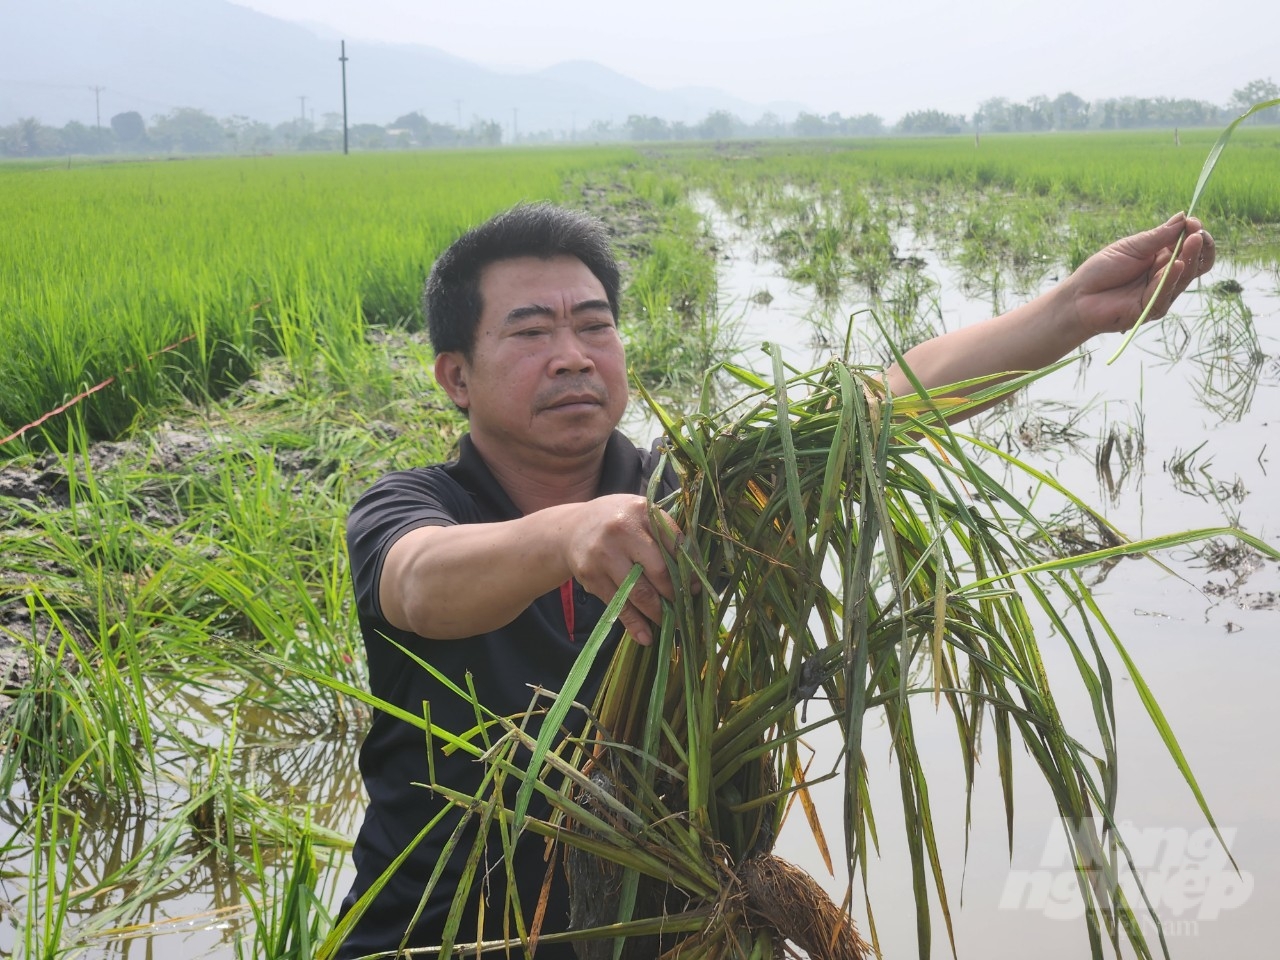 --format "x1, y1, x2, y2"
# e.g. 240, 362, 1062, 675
0, 675, 365, 958
1188, 297, 1266, 423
